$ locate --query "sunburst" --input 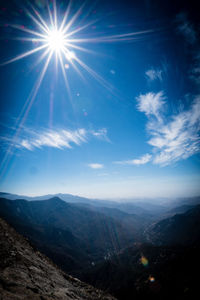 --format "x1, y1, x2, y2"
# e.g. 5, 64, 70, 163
0, 0, 154, 178
1, 0, 153, 94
